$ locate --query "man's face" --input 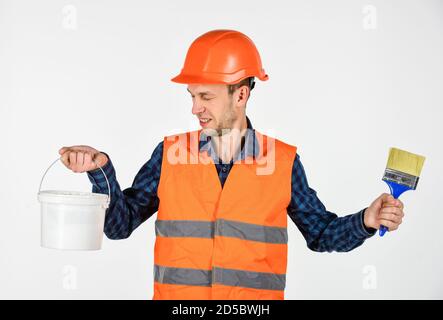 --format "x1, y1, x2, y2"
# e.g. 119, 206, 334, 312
187, 84, 237, 136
